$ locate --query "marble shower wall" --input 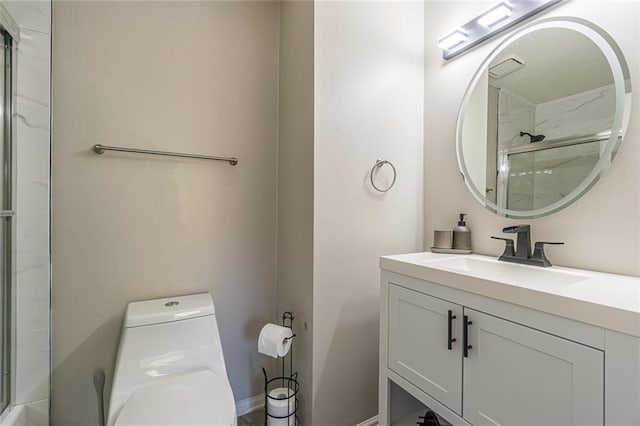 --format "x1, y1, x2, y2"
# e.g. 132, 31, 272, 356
535, 84, 615, 139
497, 89, 536, 210
497, 88, 536, 150
528, 84, 615, 209
2, 0, 51, 423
